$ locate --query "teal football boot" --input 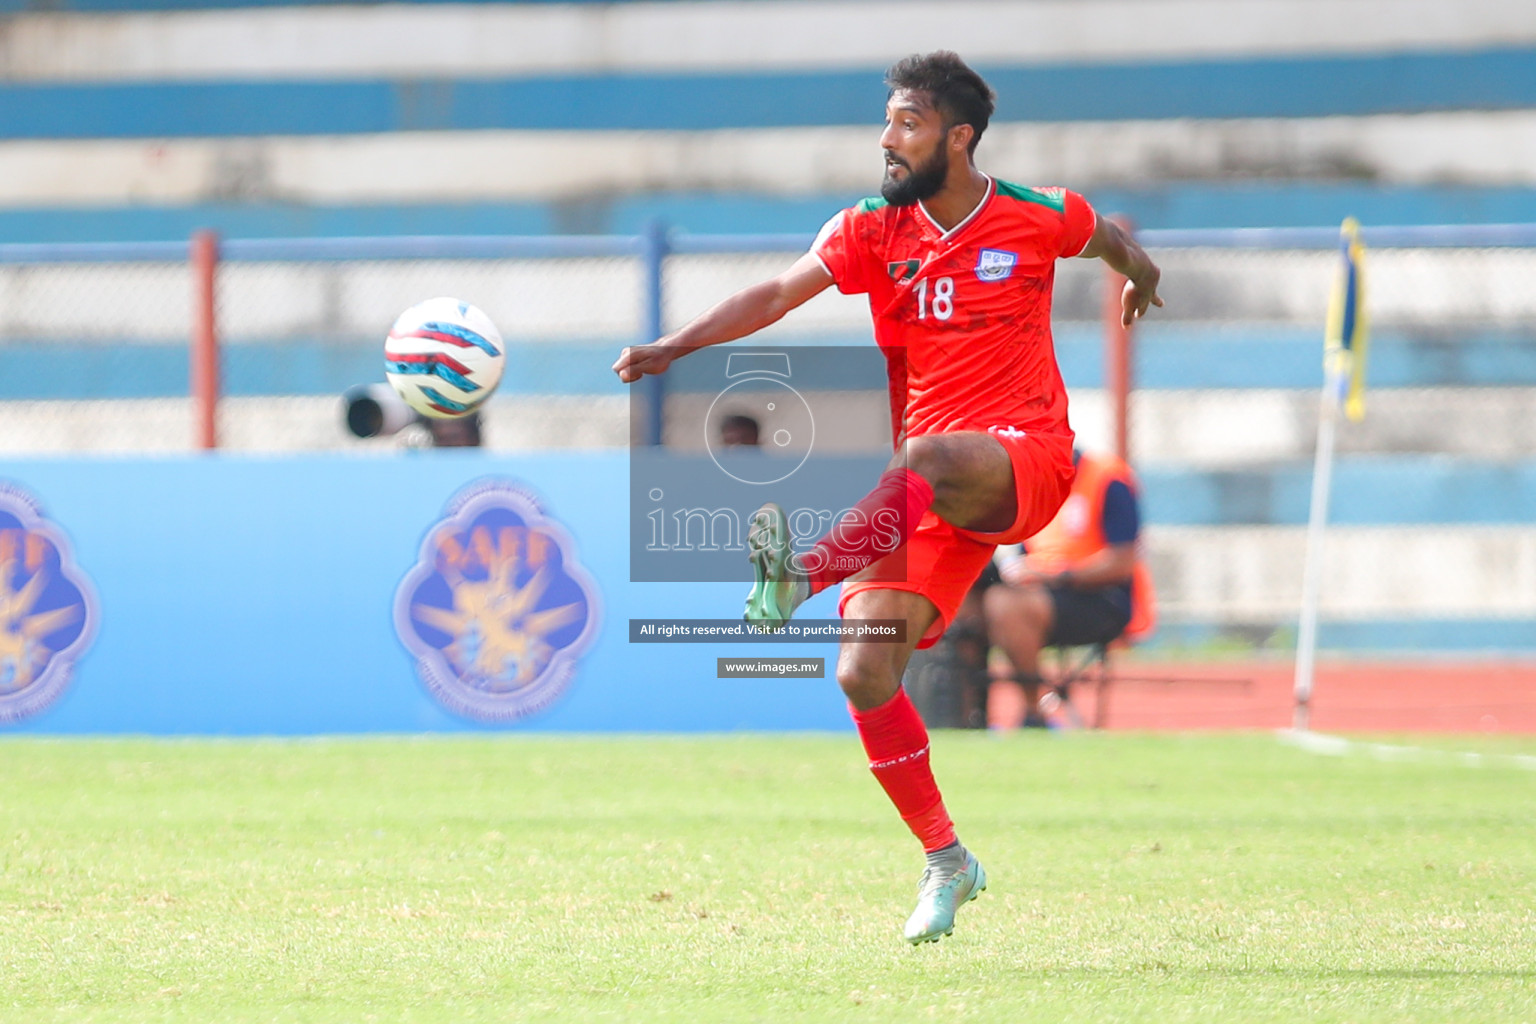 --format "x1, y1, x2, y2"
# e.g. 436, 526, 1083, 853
744, 502, 805, 631
903, 850, 987, 944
